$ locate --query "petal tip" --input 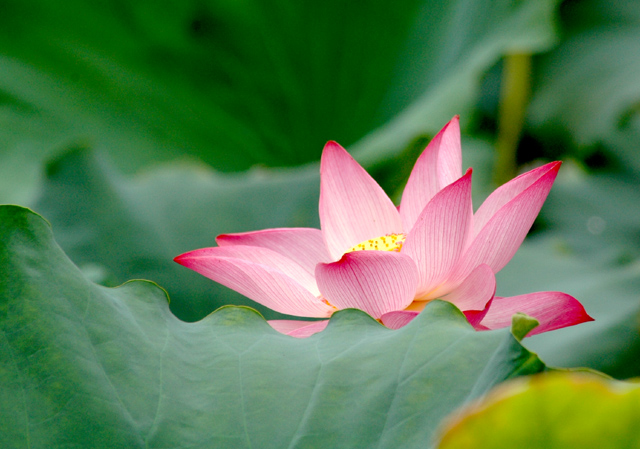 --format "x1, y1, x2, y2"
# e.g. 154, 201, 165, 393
215, 233, 229, 244
323, 140, 346, 154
